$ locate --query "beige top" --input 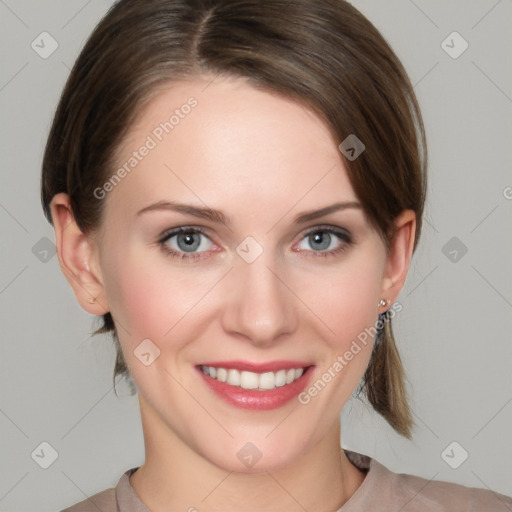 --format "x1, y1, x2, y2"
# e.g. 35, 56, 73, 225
61, 450, 512, 511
